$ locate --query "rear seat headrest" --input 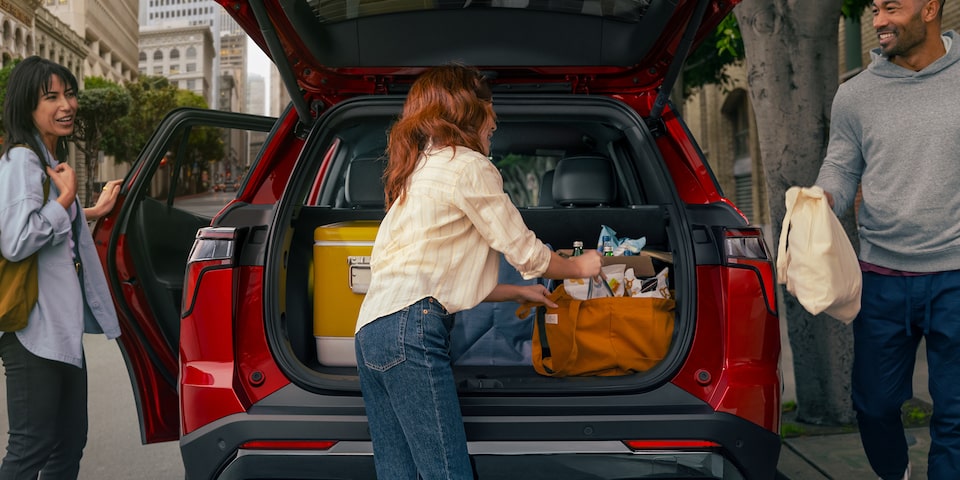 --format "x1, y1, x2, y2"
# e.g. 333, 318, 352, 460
538, 169, 555, 207
345, 156, 387, 208
551, 155, 616, 207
